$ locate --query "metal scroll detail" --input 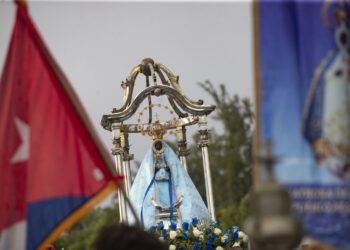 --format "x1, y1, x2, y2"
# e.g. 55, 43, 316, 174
108, 58, 210, 117
102, 85, 215, 127
101, 58, 217, 223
